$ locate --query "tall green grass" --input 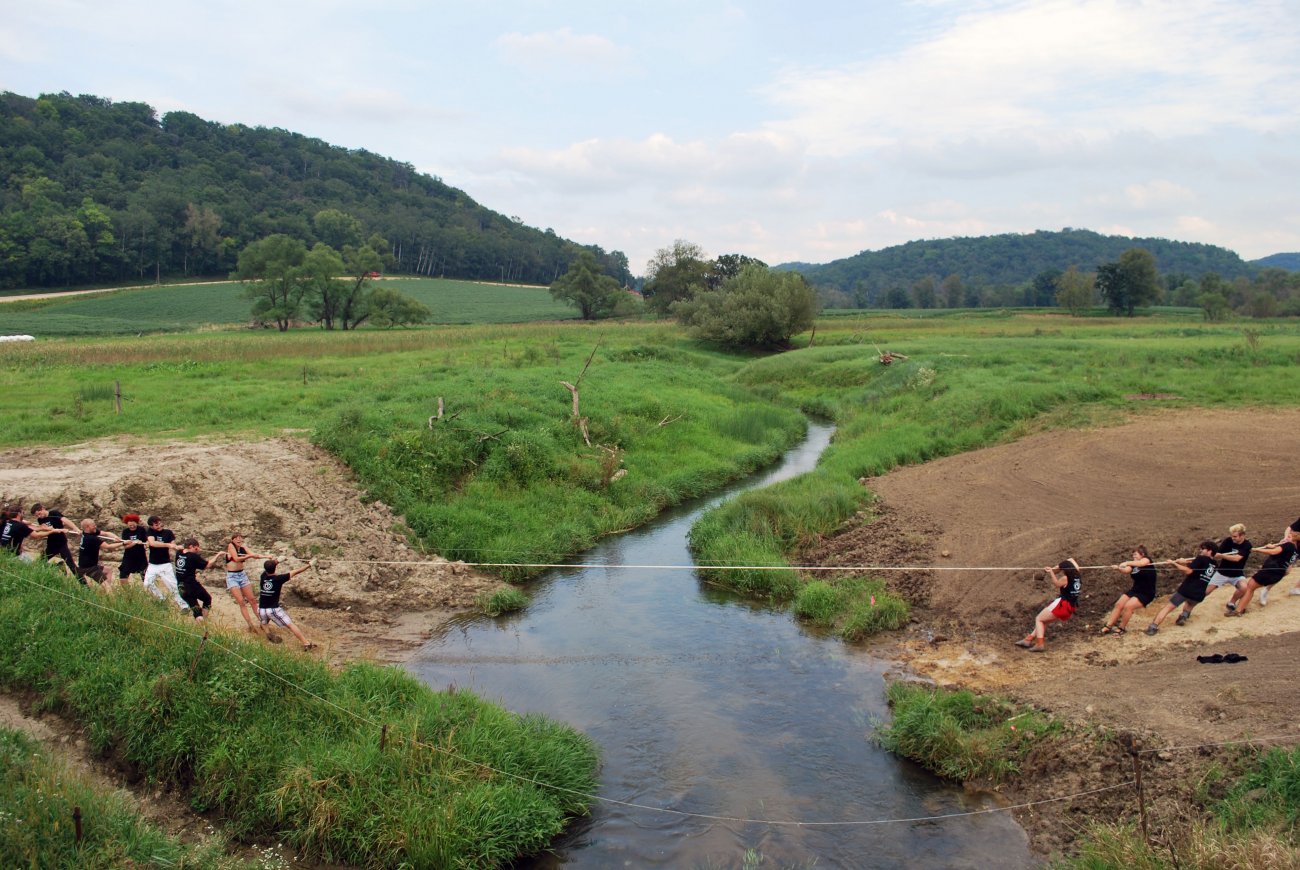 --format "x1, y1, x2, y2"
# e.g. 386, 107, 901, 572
874, 682, 1059, 783
0, 726, 255, 869
0, 556, 598, 868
